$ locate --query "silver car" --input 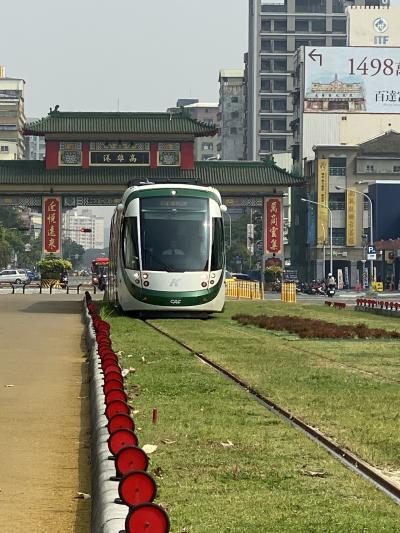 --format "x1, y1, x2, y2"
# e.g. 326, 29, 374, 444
0, 269, 29, 284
